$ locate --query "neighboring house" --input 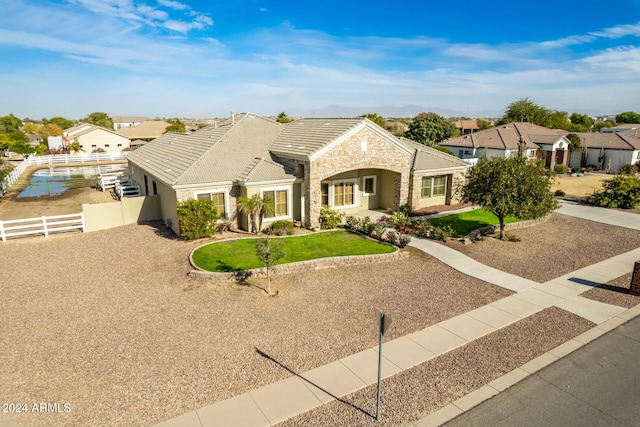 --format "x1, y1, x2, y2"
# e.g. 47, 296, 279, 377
126, 113, 468, 236
441, 122, 640, 171
441, 123, 558, 166
454, 119, 479, 135
116, 120, 172, 146
567, 132, 640, 170
64, 123, 131, 153
601, 124, 640, 134
27, 134, 41, 148
112, 116, 149, 131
